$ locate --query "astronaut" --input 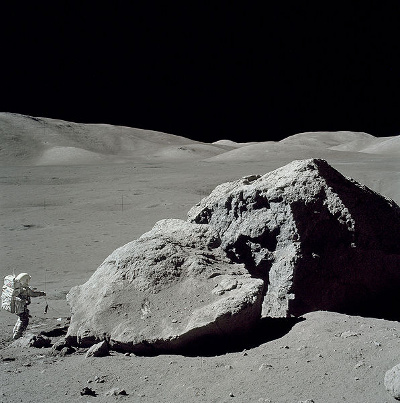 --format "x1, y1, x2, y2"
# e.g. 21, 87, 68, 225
12, 273, 46, 340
